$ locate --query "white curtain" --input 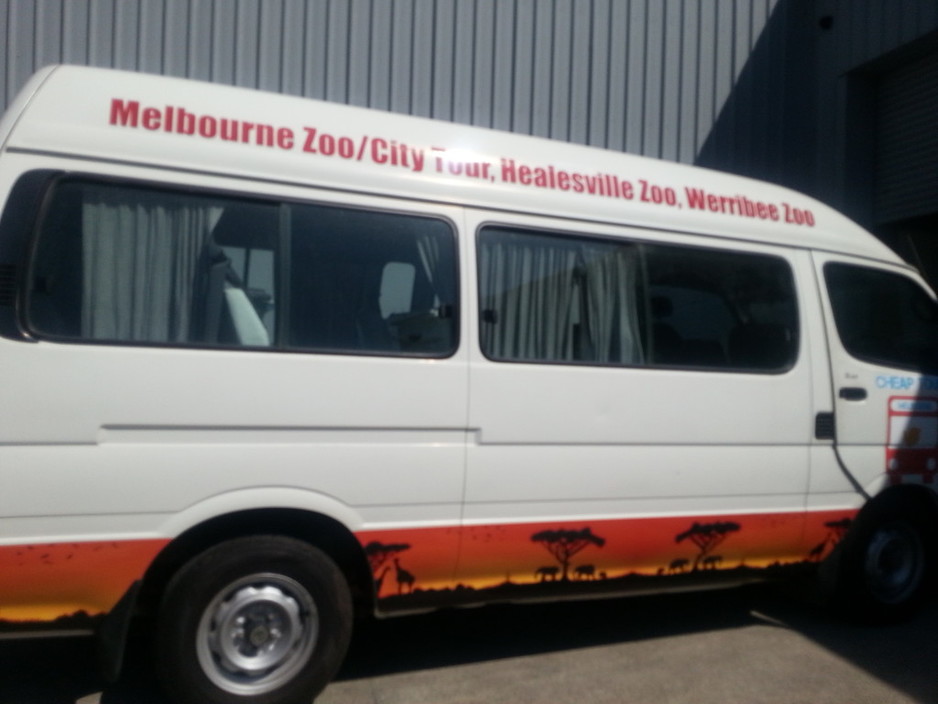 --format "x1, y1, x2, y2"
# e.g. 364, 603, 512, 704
480, 230, 643, 364
581, 243, 643, 364
480, 234, 579, 361
81, 187, 220, 342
